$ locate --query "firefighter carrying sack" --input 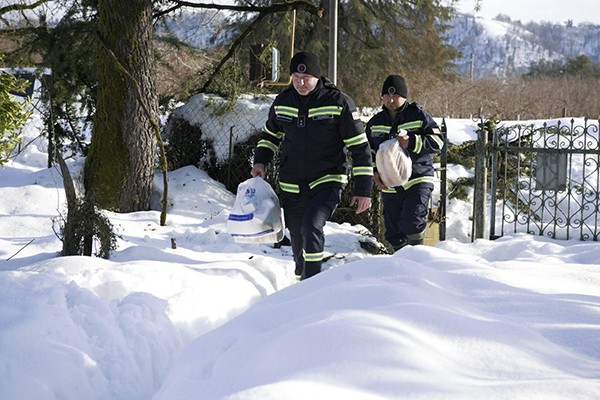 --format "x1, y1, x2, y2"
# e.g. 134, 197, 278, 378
227, 176, 284, 243
375, 138, 412, 188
